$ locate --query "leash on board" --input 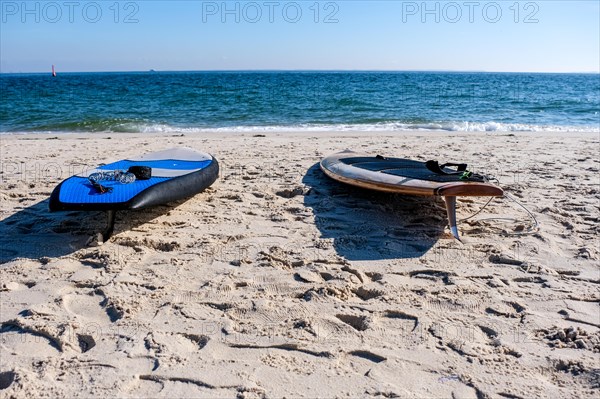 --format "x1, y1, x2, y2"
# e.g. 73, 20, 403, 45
455, 191, 540, 237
